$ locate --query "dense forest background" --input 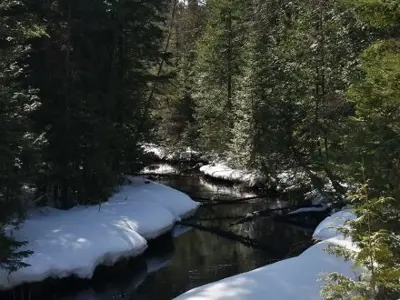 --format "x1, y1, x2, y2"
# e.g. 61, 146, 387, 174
0, 0, 399, 297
